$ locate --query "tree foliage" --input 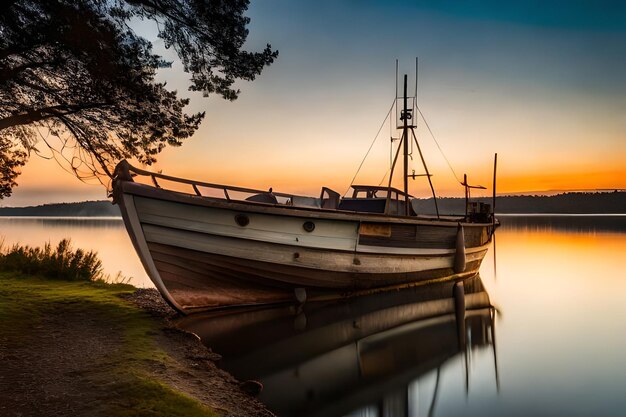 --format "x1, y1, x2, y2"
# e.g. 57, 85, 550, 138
0, 0, 277, 198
